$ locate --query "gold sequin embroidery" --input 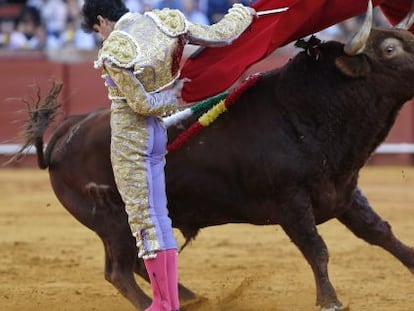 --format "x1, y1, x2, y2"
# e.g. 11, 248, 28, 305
110, 101, 161, 259
145, 9, 188, 37
96, 31, 140, 68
